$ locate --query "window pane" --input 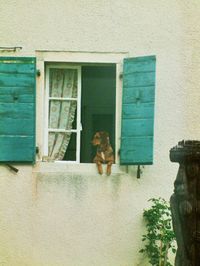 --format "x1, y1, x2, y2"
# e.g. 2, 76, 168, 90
49, 68, 77, 98
63, 133, 77, 161
49, 100, 77, 129
48, 132, 75, 160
